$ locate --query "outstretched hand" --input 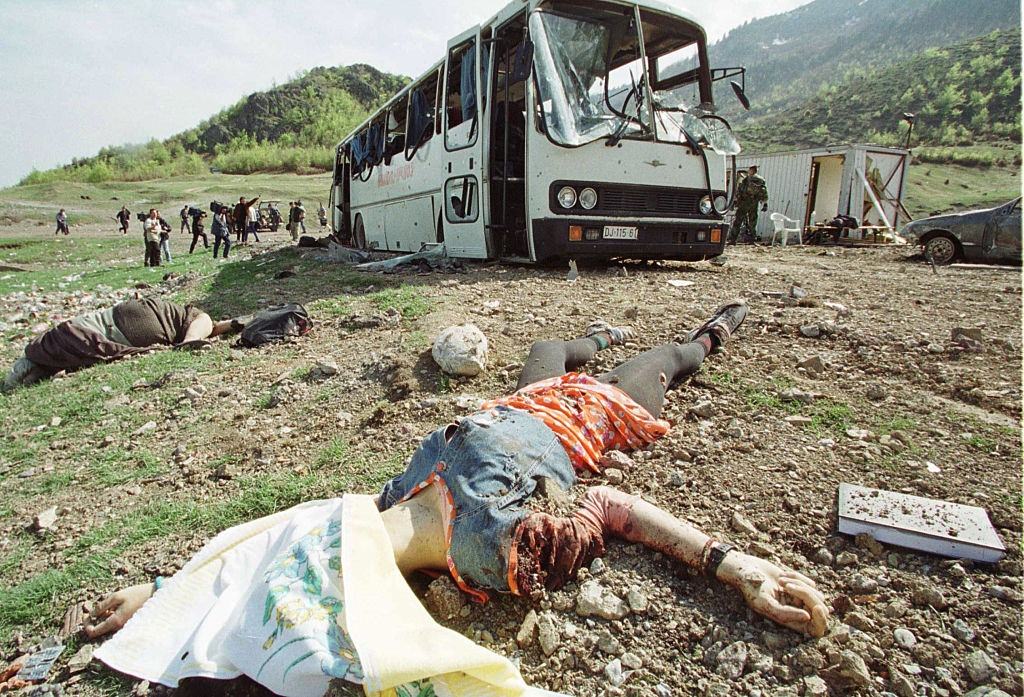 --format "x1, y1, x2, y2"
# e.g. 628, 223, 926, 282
717, 552, 829, 637
63, 583, 154, 640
